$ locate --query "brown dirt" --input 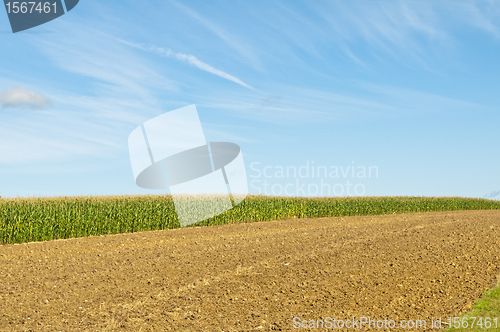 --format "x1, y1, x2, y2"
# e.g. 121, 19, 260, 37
1, 210, 500, 331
